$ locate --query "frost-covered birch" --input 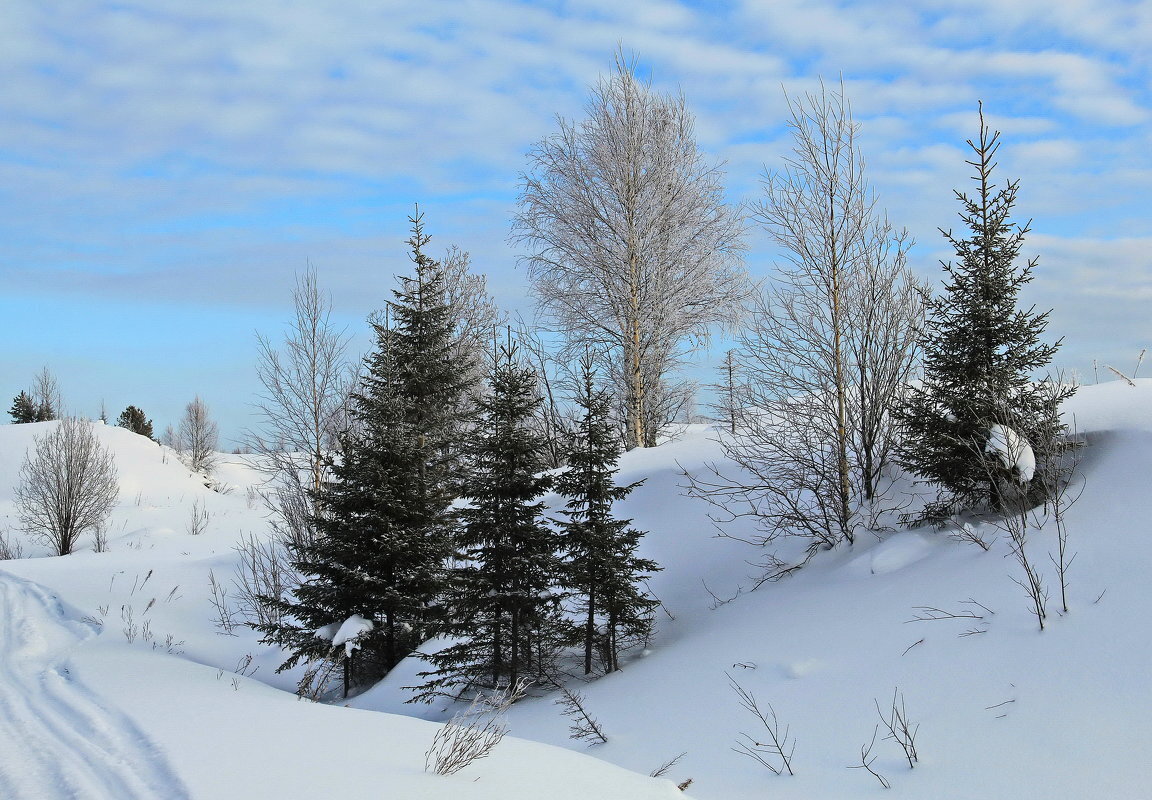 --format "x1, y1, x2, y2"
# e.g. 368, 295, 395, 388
514, 52, 746, 449
688, 80, 921, 552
